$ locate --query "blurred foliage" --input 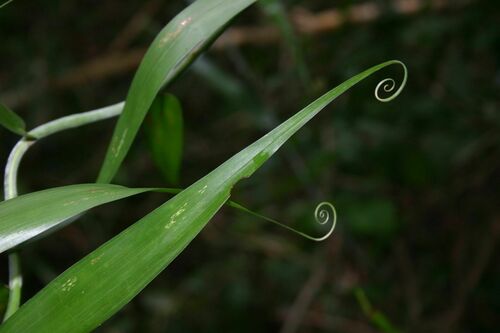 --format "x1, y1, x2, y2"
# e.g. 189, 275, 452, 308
0, 102, 26, 136
0, 0, 498, 332
354, 287, 401, 333
146, 93, 184, 185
